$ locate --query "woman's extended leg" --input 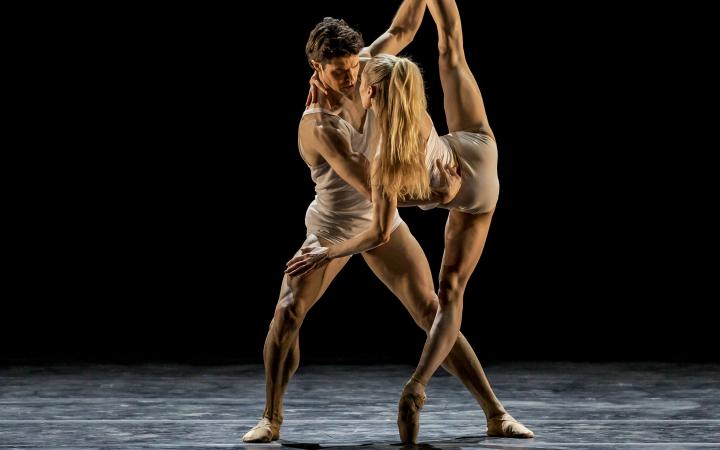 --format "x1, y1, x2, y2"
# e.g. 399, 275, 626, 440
427, 0, 494, 137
